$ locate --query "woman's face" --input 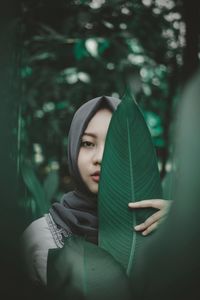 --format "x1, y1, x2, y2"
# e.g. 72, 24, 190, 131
77, 108, 112, 194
